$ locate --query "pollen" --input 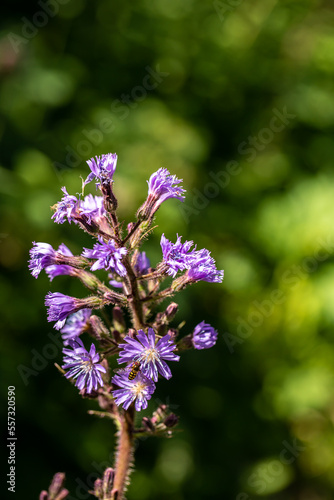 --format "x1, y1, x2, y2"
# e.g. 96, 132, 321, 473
143, 347, 158, 362
133, 380, 147, 396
